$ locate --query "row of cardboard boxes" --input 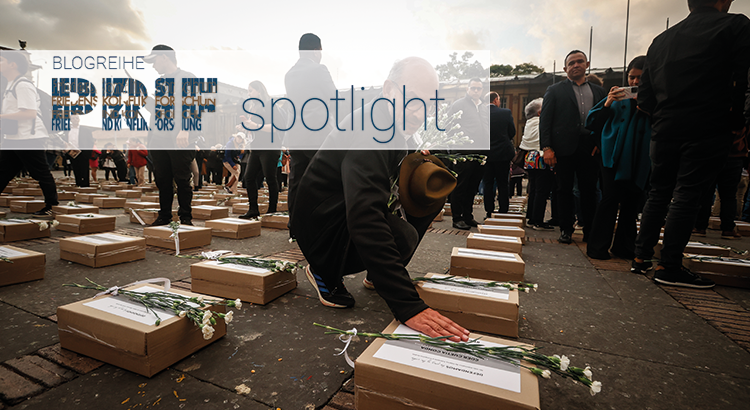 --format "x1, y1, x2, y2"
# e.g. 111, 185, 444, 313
1, 194, 289, 210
